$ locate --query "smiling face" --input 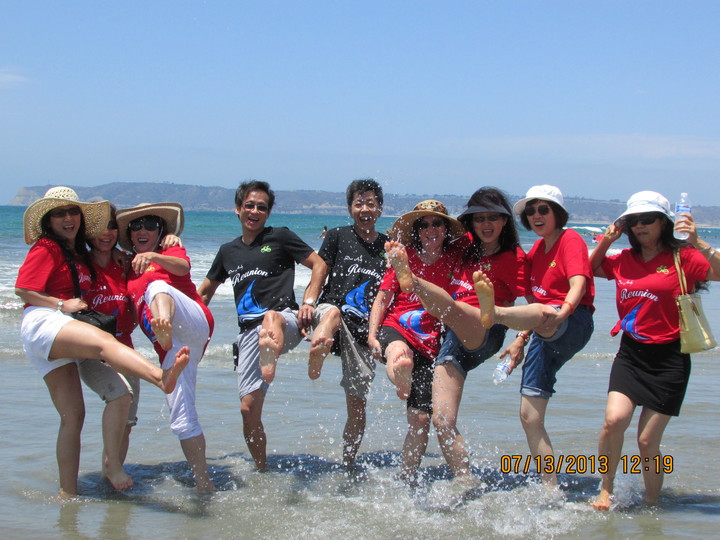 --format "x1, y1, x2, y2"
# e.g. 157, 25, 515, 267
524, 200, 558, 238
471, 212, 507, 247
47, 205, 82, 245
90, 218, 119, 254
129, 215, 163, 253
349, 190, 381, 234
416, 215, 447, 252
236, 189, 271, 235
